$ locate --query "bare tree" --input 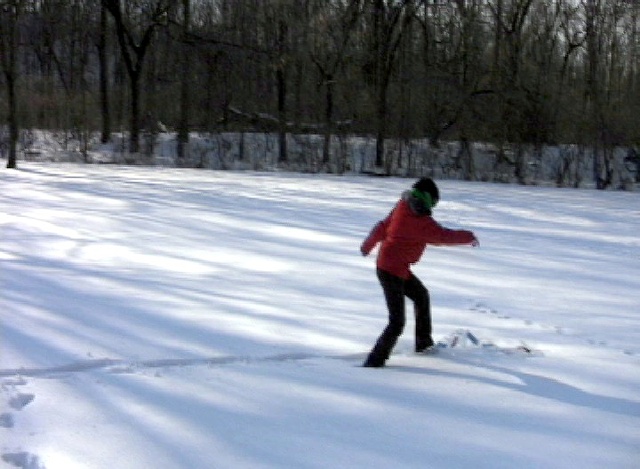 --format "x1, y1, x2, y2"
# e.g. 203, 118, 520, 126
98, 1, 111, 144
582, 0, 631, 188
308, 0, 362, 169
448, 0, 491, 180
488, 0, 535, 183
584, 0, 605, 187
176, 0, 191, 165
275, 12, 288, 164
0, 0, 22, 169
364, 0, 419, 170
102, 0, 174, 154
